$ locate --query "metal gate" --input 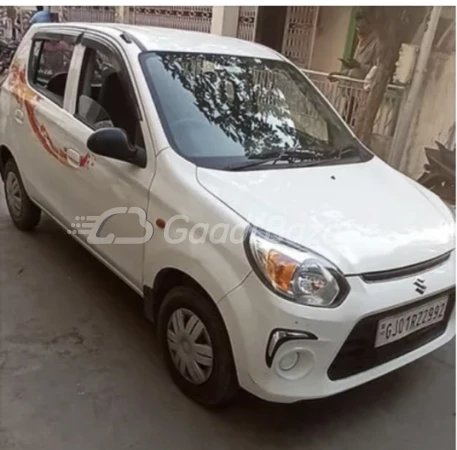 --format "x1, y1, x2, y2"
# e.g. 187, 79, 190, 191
60, 6, 116, 23
0, 7, 11, 40
235, 7, 319, 67
236, 6, 258, 41
128, 7, 212, 33
281, 6, 319, 69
